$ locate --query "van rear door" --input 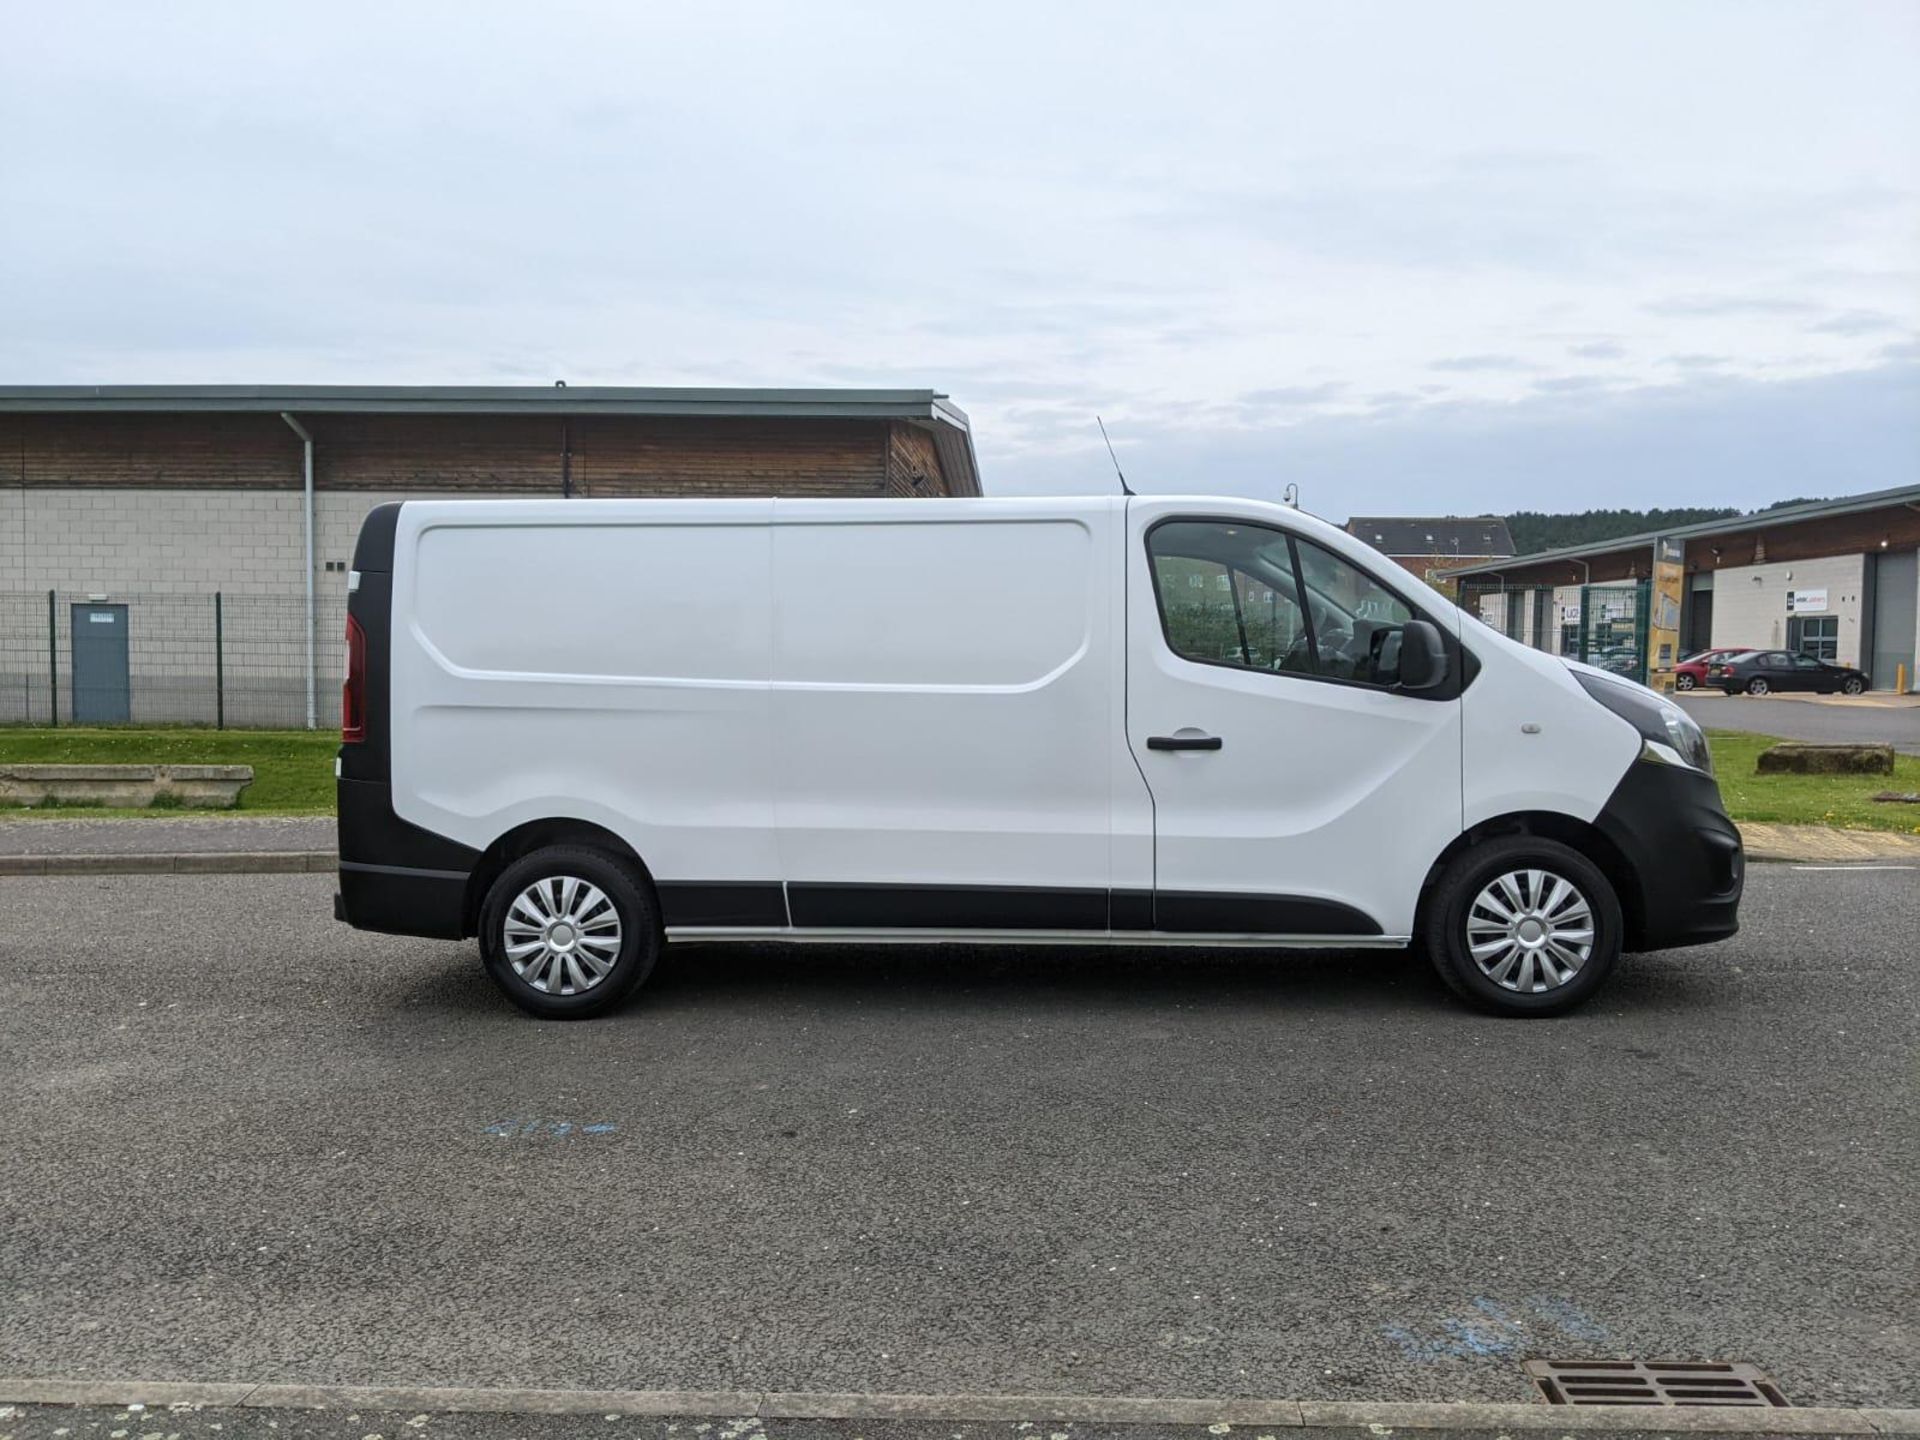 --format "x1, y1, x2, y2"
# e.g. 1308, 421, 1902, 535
1123, 503, 1463, 940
